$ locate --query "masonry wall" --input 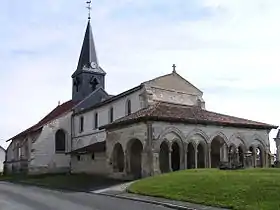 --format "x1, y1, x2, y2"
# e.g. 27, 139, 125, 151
148, 86, 205, 108
28, 112, 72, 174
71, 152, 109, 174
0, 149, 5, 172
106, 123, 149, 179
150, 122, 270, 174
72, 88, 144, 151
152, 122, 270, 150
